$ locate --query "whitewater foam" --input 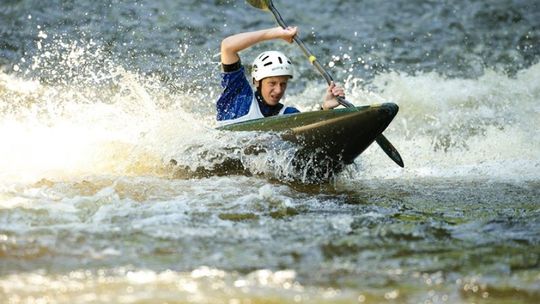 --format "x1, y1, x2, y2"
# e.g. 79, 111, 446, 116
1, 40, 539, 183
